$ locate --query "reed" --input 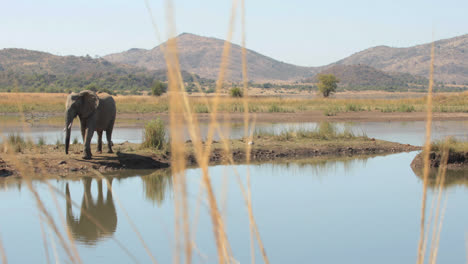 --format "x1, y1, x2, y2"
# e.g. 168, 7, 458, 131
141, 118, 167, 150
